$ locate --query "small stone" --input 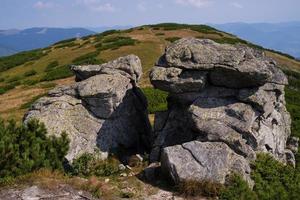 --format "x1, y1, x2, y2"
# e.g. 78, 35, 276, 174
136, 154, 143, 162
120, 173, 127, 177
126, 165, 132, 170
118, 164, 126, 171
